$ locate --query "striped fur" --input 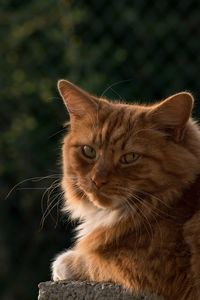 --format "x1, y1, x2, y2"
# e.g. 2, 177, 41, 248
52, 80, 200, 300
